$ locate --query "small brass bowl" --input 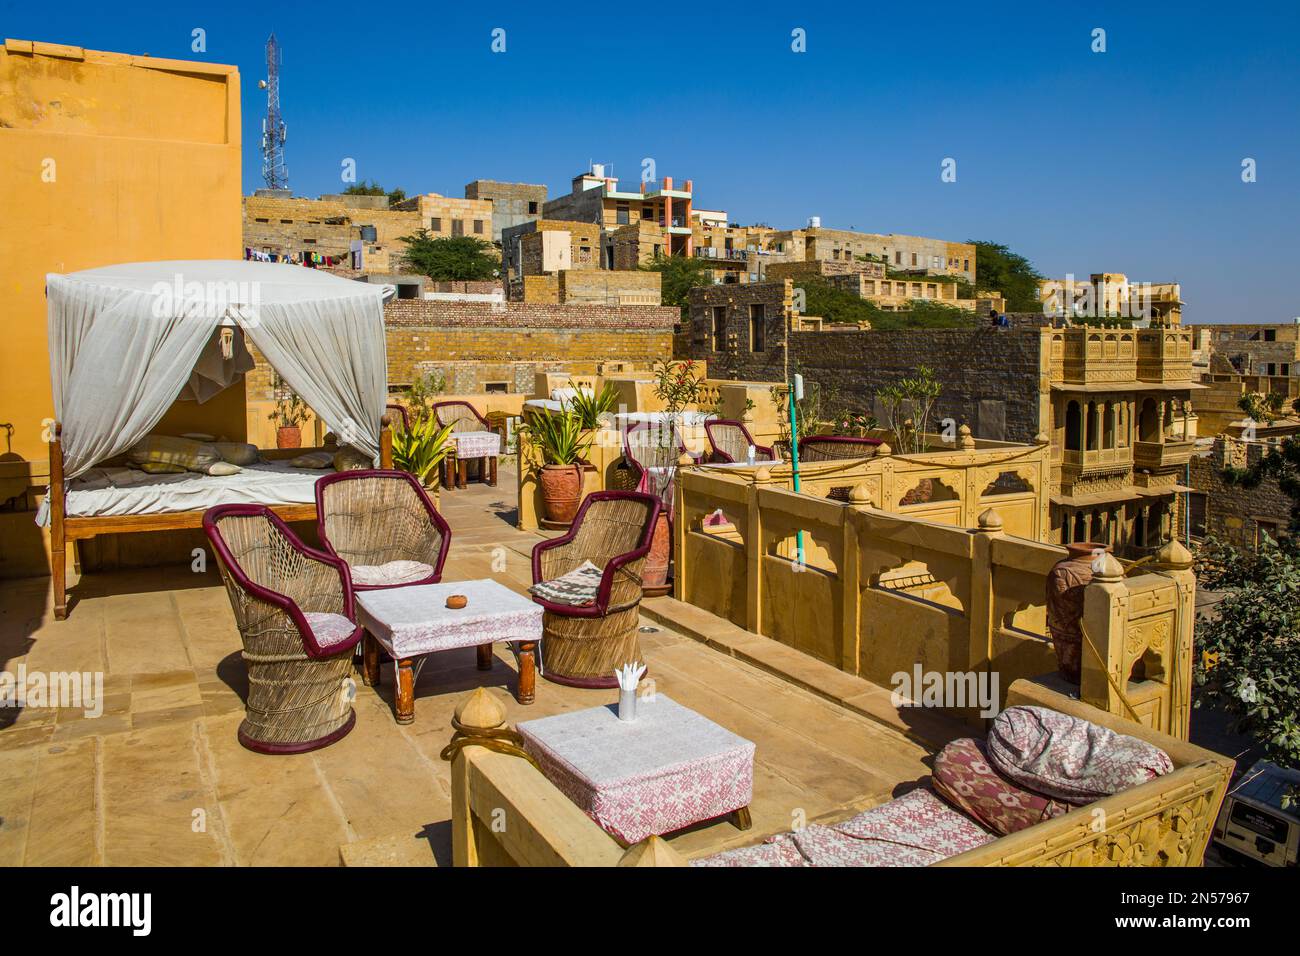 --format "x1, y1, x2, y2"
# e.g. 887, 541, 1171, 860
446, 594, 468, 610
